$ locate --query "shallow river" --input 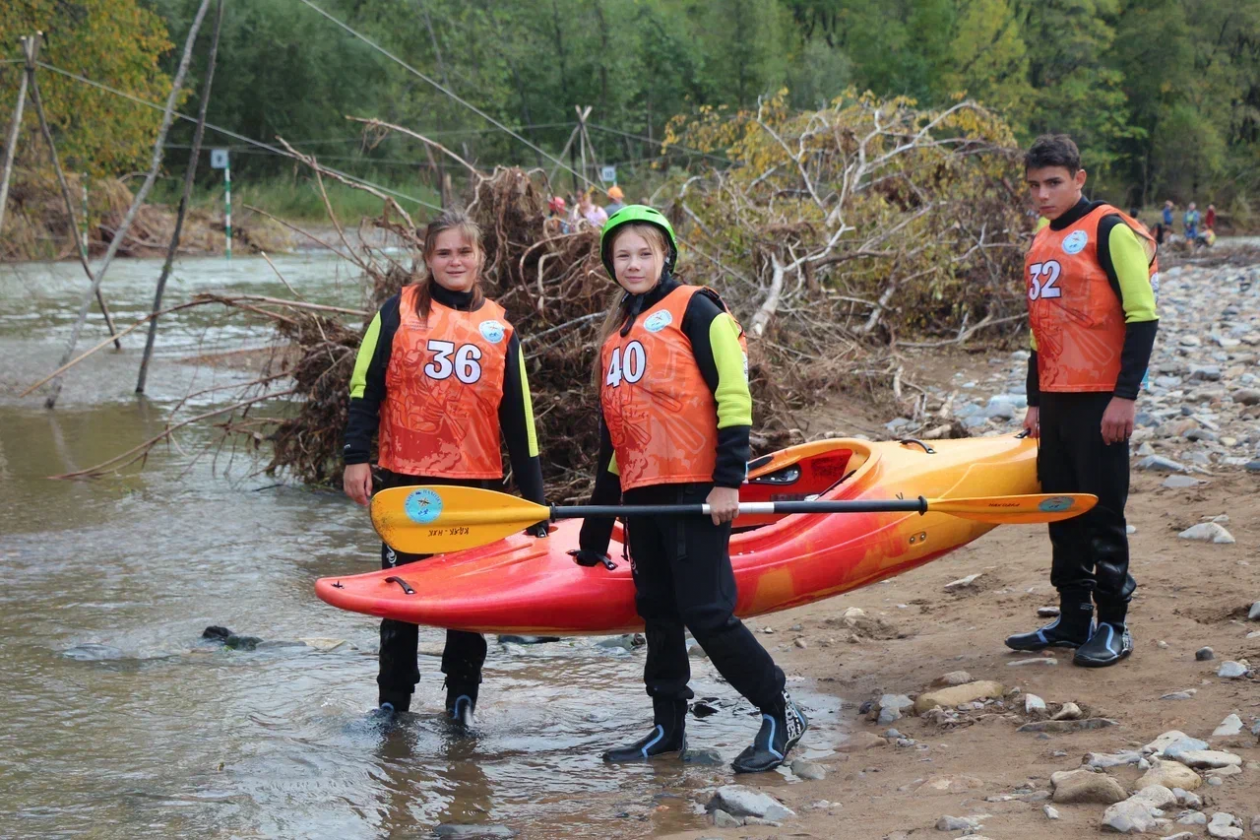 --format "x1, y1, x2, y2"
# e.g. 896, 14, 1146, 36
0, 253, 846, 839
